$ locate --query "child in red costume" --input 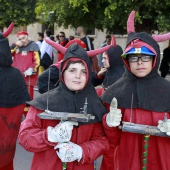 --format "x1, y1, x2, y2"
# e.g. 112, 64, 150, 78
19, 39, 111, 170
101, 11, 170, 170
